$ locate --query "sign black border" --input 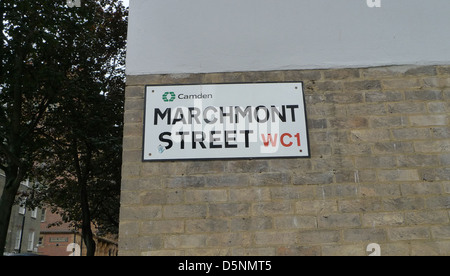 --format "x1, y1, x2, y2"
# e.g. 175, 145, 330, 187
141, 81, 311, 162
